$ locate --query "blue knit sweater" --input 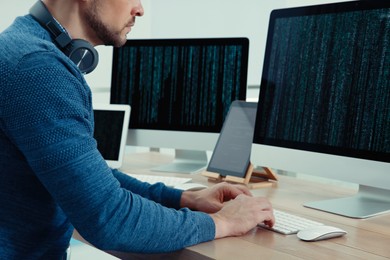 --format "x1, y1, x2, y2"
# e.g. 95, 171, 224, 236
0, 15, 214, 258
